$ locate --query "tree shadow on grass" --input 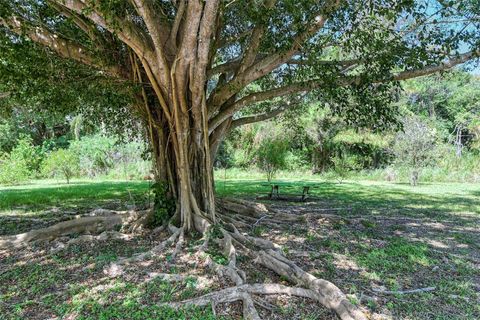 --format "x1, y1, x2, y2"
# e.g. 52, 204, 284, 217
257, 184, 480, 319
0, 236, 220, 320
